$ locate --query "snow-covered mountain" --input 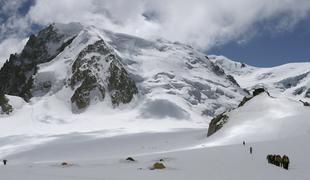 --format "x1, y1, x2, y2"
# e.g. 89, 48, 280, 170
210, 55, 310, 101
0, 23, 246, 121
